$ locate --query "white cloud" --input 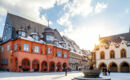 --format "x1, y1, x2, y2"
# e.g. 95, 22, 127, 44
0, 7, 7, 16
57, 0, 69, 5
0, 0, 56, 25
64, 0, 93, 17
95, 2, 107, 13
57, 0, 108, 50
61, 20, 122, 50
57, 13, 71, 27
